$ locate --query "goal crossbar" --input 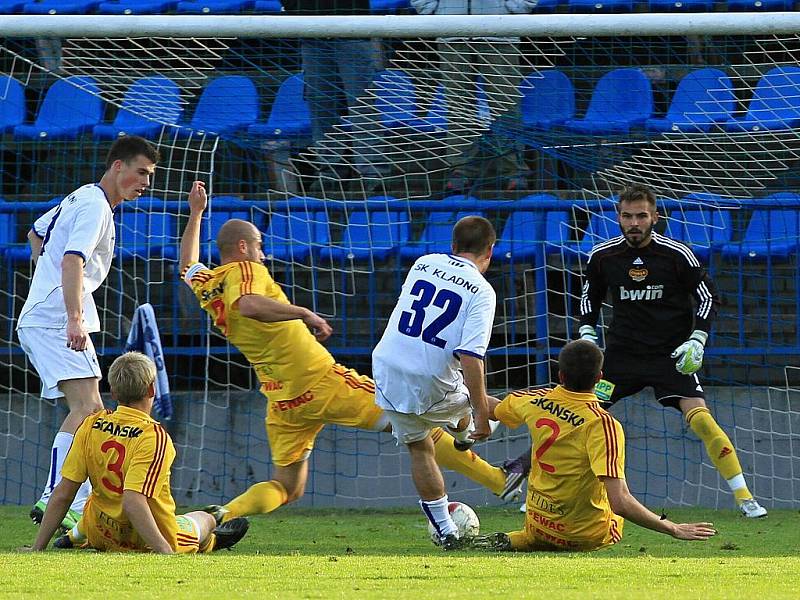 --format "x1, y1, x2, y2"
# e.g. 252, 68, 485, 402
3, 13, 800, 39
